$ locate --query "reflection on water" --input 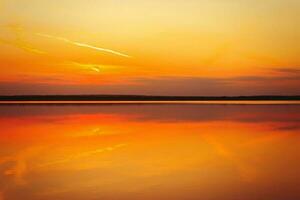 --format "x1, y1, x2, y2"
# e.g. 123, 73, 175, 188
0, 104, 299, 200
